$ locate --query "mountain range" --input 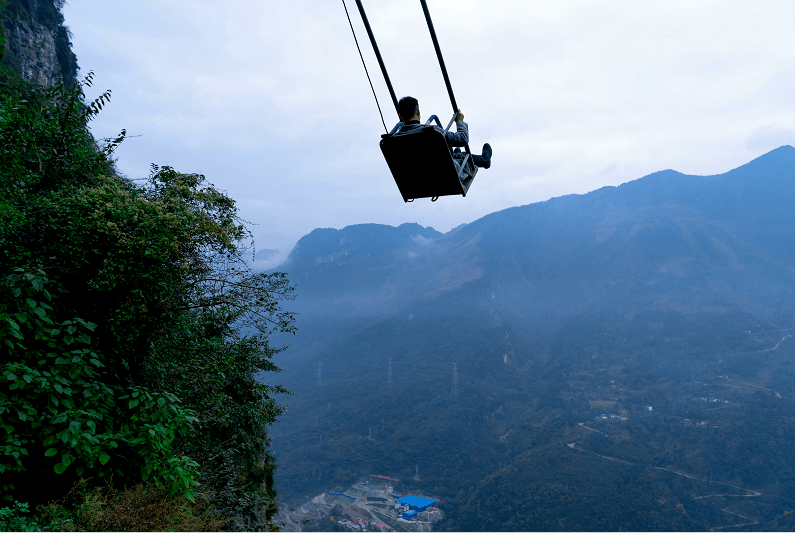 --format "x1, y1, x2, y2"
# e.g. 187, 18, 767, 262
268, 146, 795, 531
